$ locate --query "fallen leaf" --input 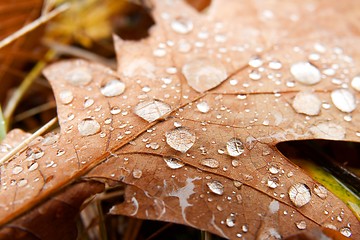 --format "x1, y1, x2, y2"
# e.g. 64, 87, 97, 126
1, 0, 360, 239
